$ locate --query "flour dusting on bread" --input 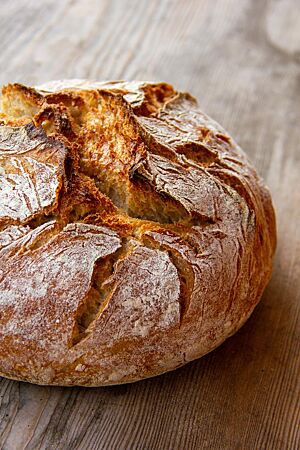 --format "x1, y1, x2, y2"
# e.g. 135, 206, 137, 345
0, 80, 276, 386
